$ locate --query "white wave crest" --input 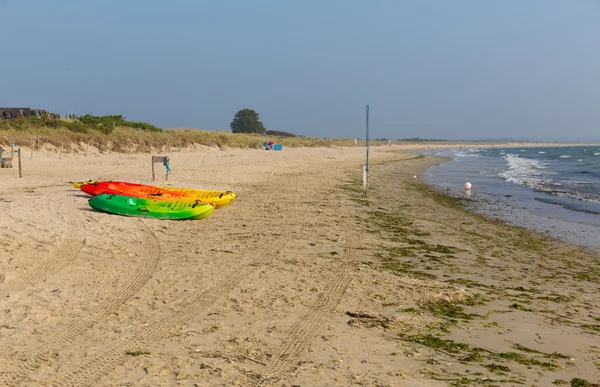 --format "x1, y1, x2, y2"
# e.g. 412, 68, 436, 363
499, 154, 551, 187
559, 155, 571, 158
